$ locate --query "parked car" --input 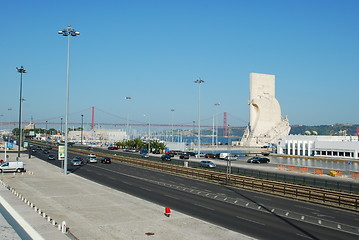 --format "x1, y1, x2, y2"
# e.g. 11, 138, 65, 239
48, 154, 56, 160
100, 157, 111, 164
247, 157, 270, 163
199, 160, 216, 168
161, 154, 171, 161
71, 157, 84, 166
152, 149, 161, 154
204, 153, 215, 158
172, 150, 183, 155
179, 153, 189, 159
165, 151, 175, 157
186, 152, 196, 156
108, 146, 118, 150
